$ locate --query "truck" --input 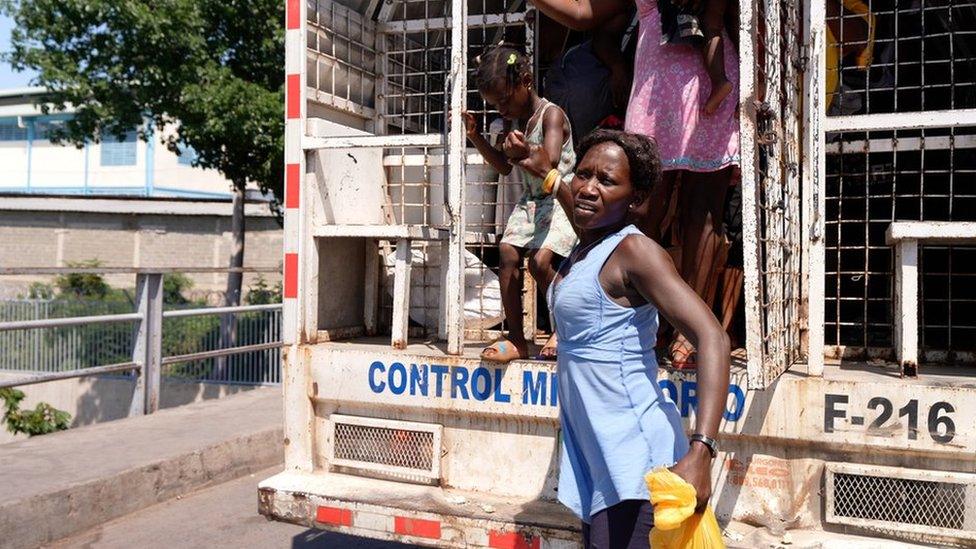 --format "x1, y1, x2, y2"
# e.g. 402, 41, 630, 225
259, 0, 976, 545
